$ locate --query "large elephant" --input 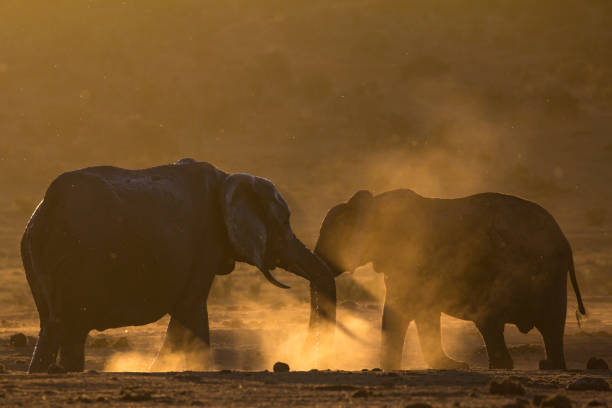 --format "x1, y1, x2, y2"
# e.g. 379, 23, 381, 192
315, 189, 585, 370
21, 159, 336, 373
